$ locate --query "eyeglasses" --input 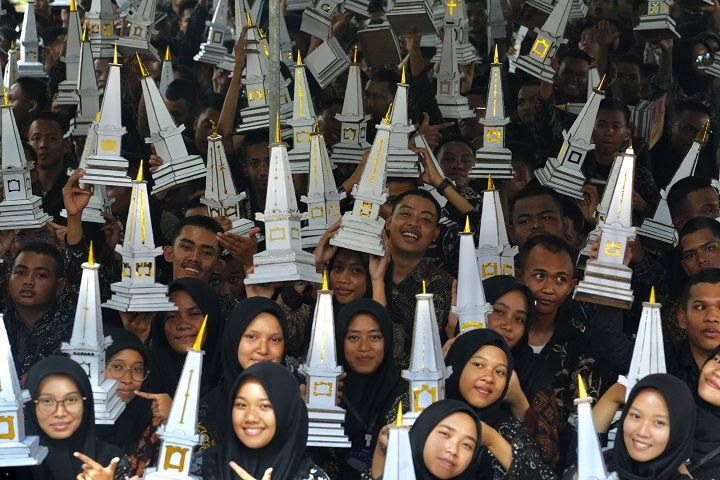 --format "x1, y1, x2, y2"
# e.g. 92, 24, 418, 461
107, 362, 149, 382
34, 395, 86, 414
